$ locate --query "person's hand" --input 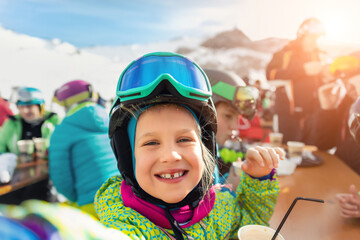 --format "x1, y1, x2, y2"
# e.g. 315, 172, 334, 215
242, 146, 285, 178
336, 184, 360, 218
304, 61, 323, 76
318, 80, 345, 110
